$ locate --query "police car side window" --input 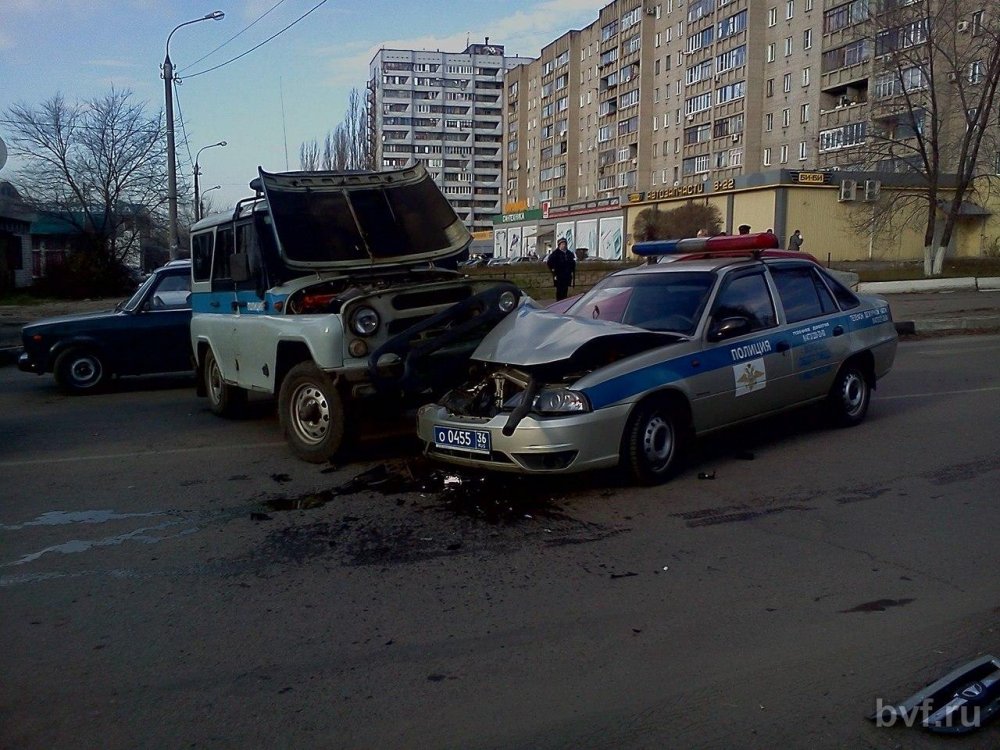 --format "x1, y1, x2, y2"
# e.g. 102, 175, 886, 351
818, 268, 861, 310
772, 266, 838, 323
711, 271, 777, 332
